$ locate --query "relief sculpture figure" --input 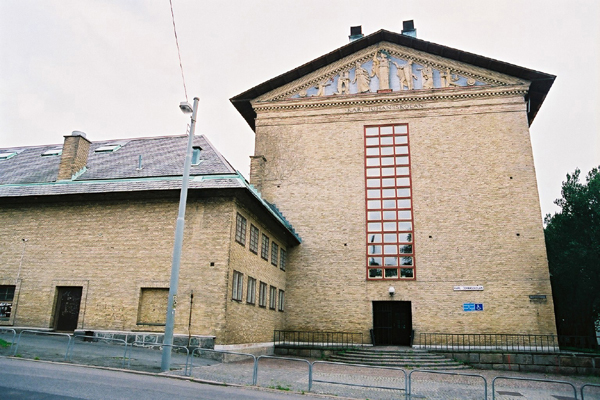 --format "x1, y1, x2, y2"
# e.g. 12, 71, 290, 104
352, 61, 371, 93
393, 60, 418, 90
336, 71, 351, 95
440, 68, 462, 88
417, 64, 434, 89
315, 78, 332, 97
370, 51, 390, 90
